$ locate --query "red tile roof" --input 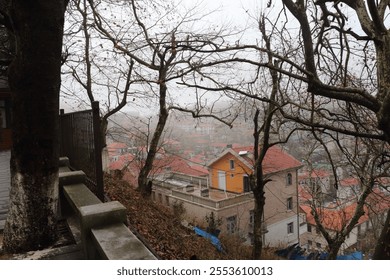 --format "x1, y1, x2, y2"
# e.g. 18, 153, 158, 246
298, 169, 330, 180
340, 177, 360, 187
109, 153, 135, 171
209, 145, 302, 174
301, 204, 369, 232
298, 185, 313, 203
153, 155, 208, 177
107, 142, 127, 150
301, 190, 390, 231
